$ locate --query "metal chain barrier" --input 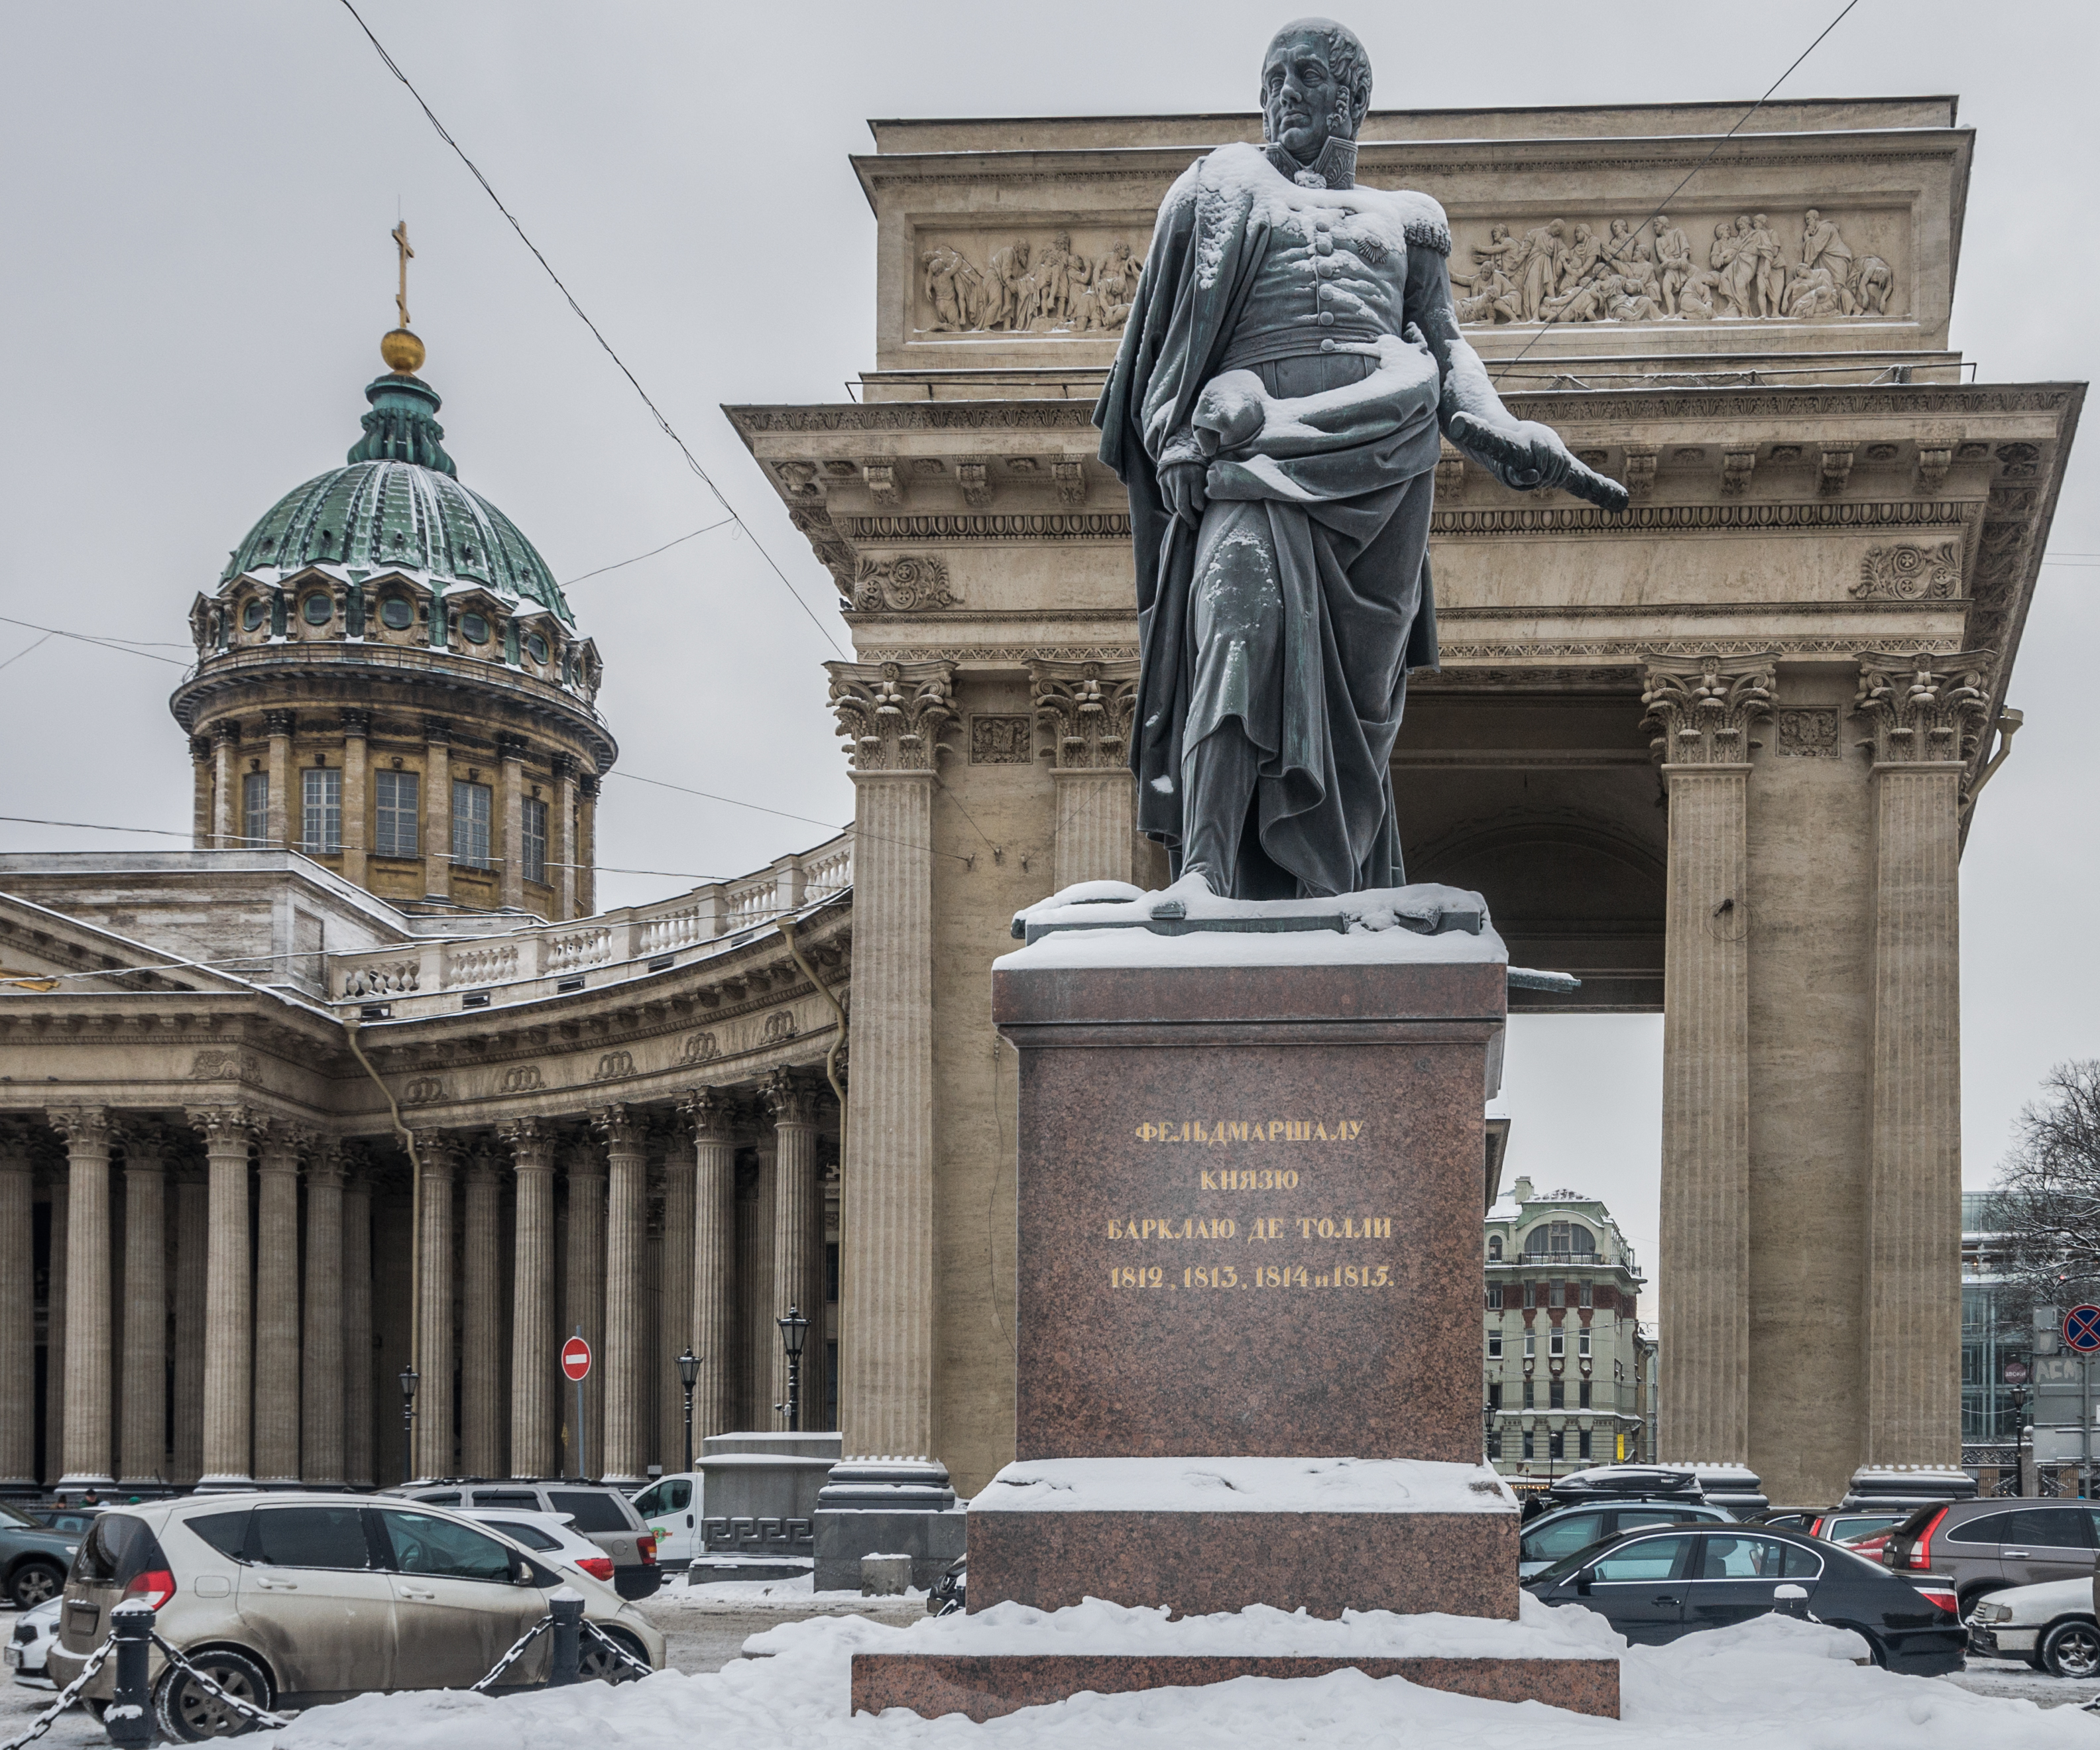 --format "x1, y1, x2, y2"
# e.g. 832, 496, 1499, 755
147, 1633, 292, 1733
579, 1620, 654, 1680
469, 1617, 553, 1693
0, 1637, 114, 1750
